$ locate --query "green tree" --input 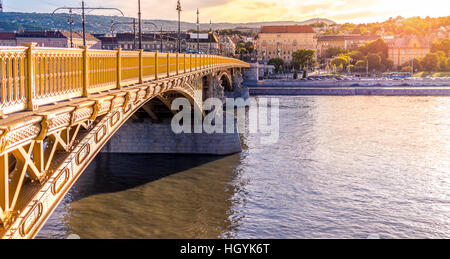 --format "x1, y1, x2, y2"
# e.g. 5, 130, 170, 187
431, 39, 450, 57
359, 39, 389, 58
348, 50, 365, 62
244, 42, 255, 53
355, 60, 367, 72
268, 58, 284, 73
381, 58, 394, 72
366, 53, 382, 71
292, 49, 316, 70
421, 53, 439, 72
324, 47, 348, 58
435, 51, 448, 71
401, 66, 412, 73
331, 56, 348, 69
